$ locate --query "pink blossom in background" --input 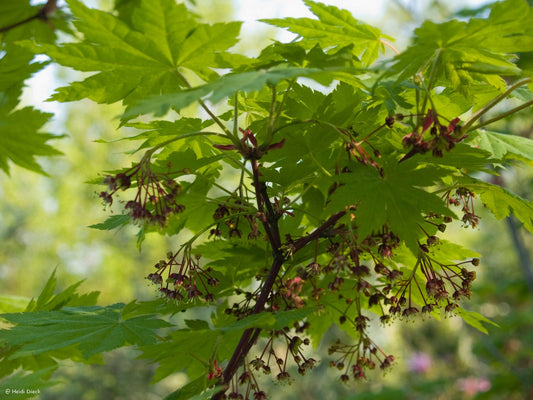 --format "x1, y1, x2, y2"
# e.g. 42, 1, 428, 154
456, 377, 491, 398
407, 352, 432, 373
